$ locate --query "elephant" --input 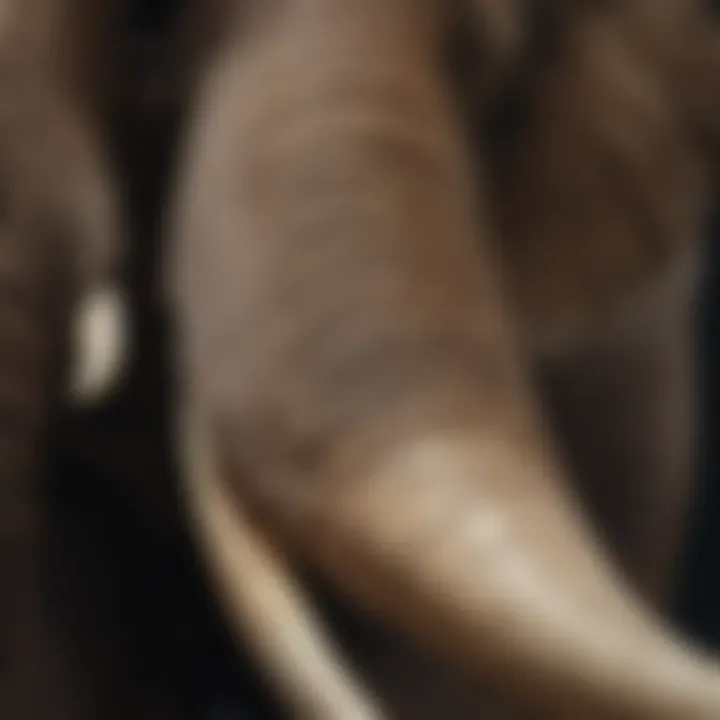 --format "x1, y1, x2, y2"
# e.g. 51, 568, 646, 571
167, 0, 720, 718
0, 1, 130, 717
2, 0, 717, 717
